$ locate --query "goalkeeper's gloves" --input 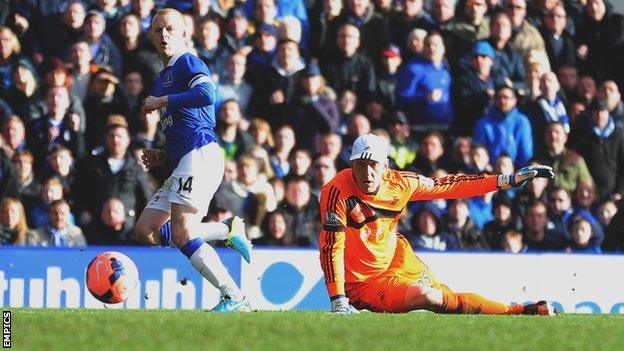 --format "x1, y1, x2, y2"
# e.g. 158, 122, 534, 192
330, 295, 359, 314
497, 165, 554, 189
